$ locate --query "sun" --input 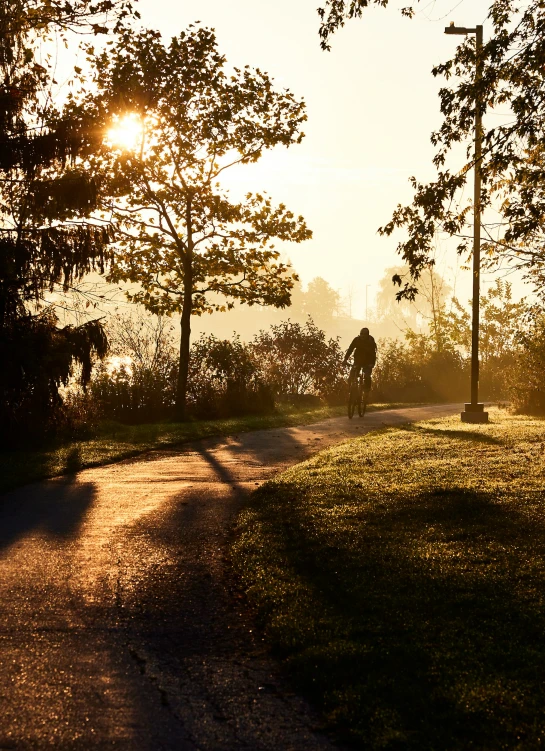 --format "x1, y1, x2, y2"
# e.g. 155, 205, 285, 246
107, 113, 143, 150
105, 355, 133, 376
